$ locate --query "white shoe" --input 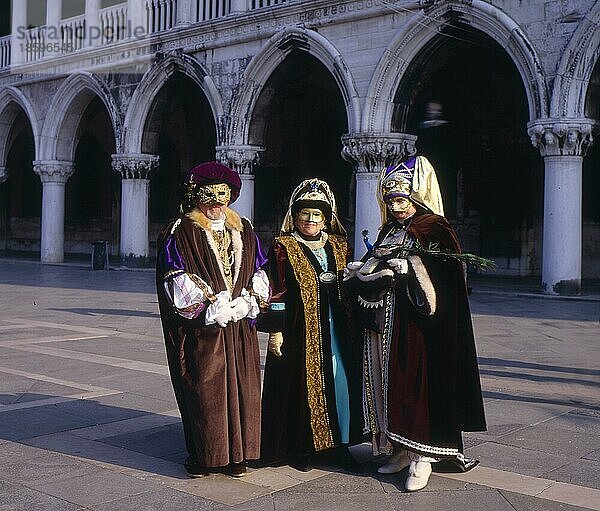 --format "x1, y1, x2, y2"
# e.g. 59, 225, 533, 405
404, 460, 432, 492
377, 449, 410, 474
